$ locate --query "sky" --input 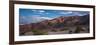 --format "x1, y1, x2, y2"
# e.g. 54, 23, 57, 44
19, 8, 89, 25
